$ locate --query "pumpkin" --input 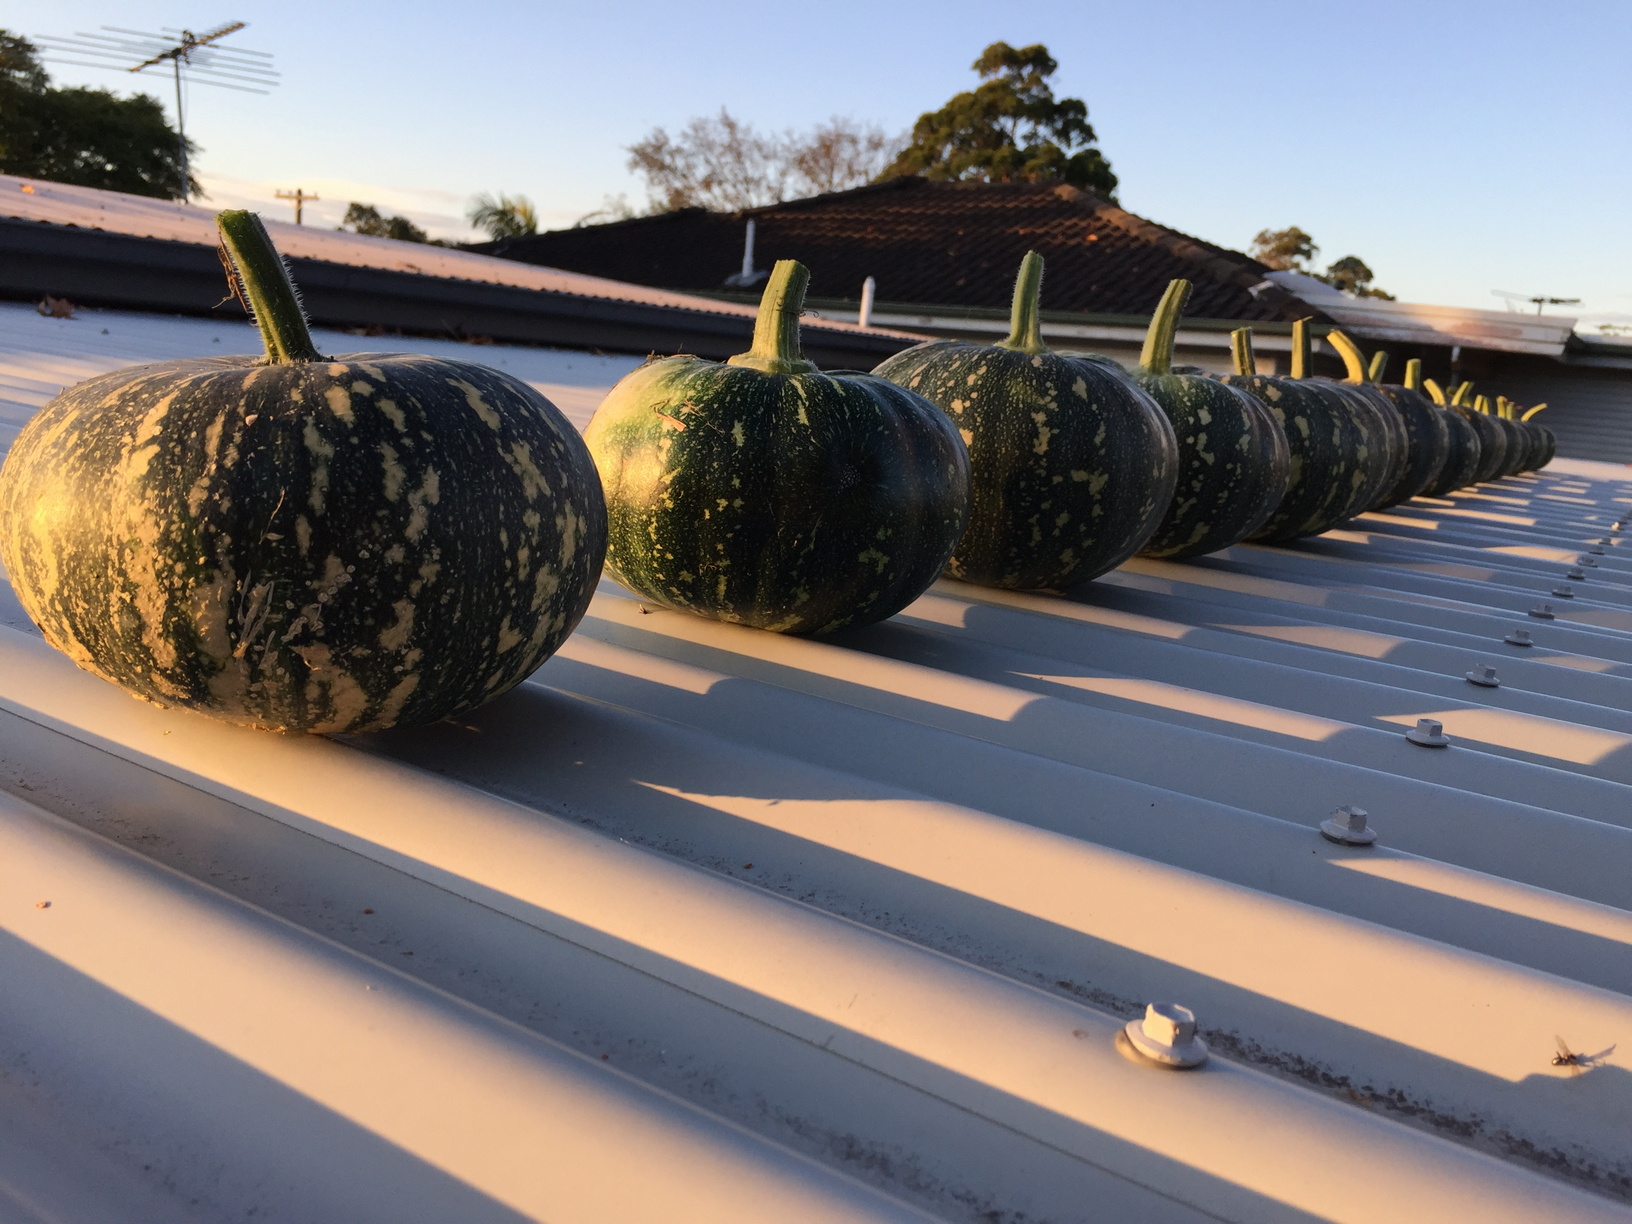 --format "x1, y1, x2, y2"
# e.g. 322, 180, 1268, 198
1494, 401, 1532, 477
1329, 337, 1449, 508
1414, 362, 1482, 496
1131, 280, 1288, 558
0, 211, 606, 733
1221, 321, 1375, 541
585, 259, 968, 635
874, 251, 1177, 589
1318, 331, 1409, 513
1444, 384, 1507, 483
